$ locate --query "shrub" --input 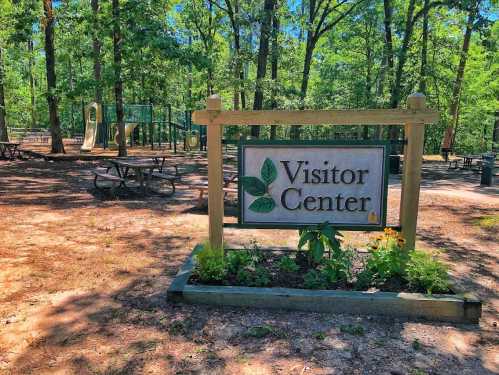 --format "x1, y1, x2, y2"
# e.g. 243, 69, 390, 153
298, 222, 343, 264
236, 265, 271, 287
405, 251, 450, 294
320, 248, 354, 284
194, 242, 226, 283
364, 229, 408, 283
278, 255, 299, 273
226, 250, 253, 274
303, 269, 327, 289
